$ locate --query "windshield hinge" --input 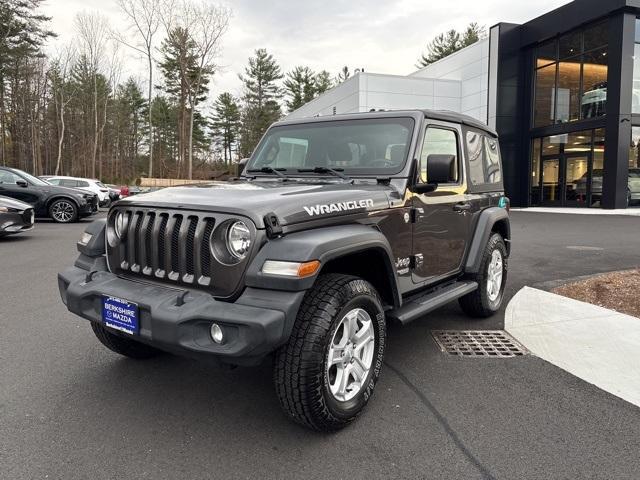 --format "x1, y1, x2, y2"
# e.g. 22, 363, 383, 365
264, 212, 283, 239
